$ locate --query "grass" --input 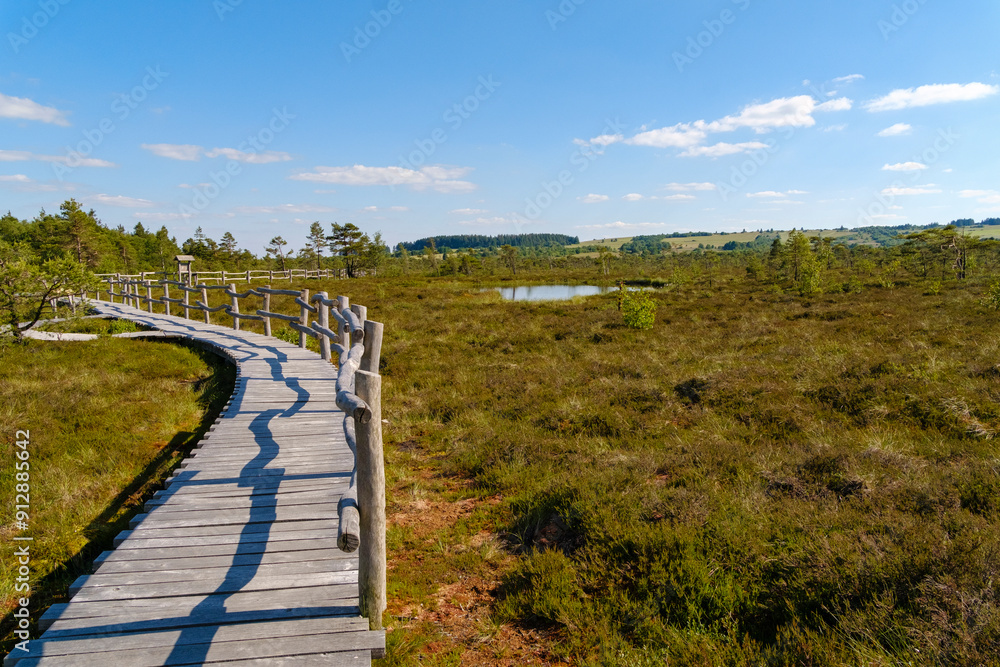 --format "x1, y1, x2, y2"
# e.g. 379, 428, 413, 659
0, 337, 235, 655
15, 263, 1000, 665
318, 272, 1000, 665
